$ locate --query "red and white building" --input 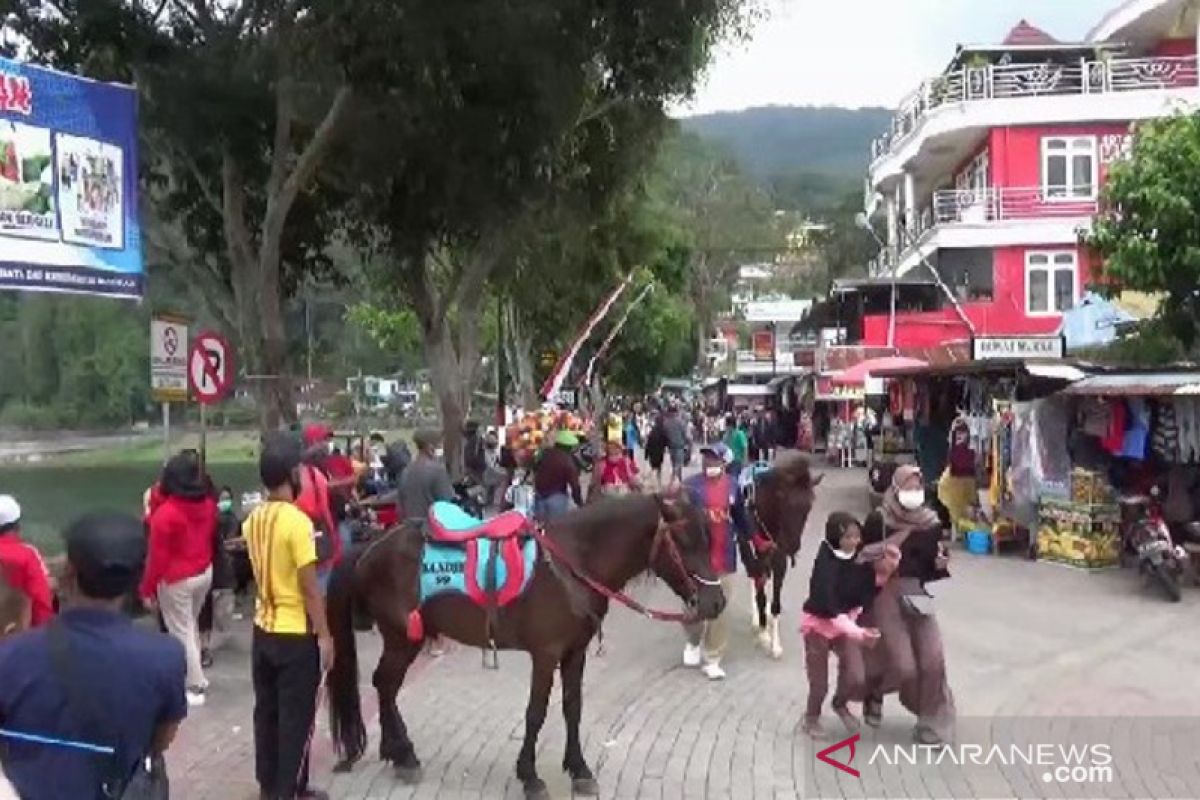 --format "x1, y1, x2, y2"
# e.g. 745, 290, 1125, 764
859, 0, 1199, 352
